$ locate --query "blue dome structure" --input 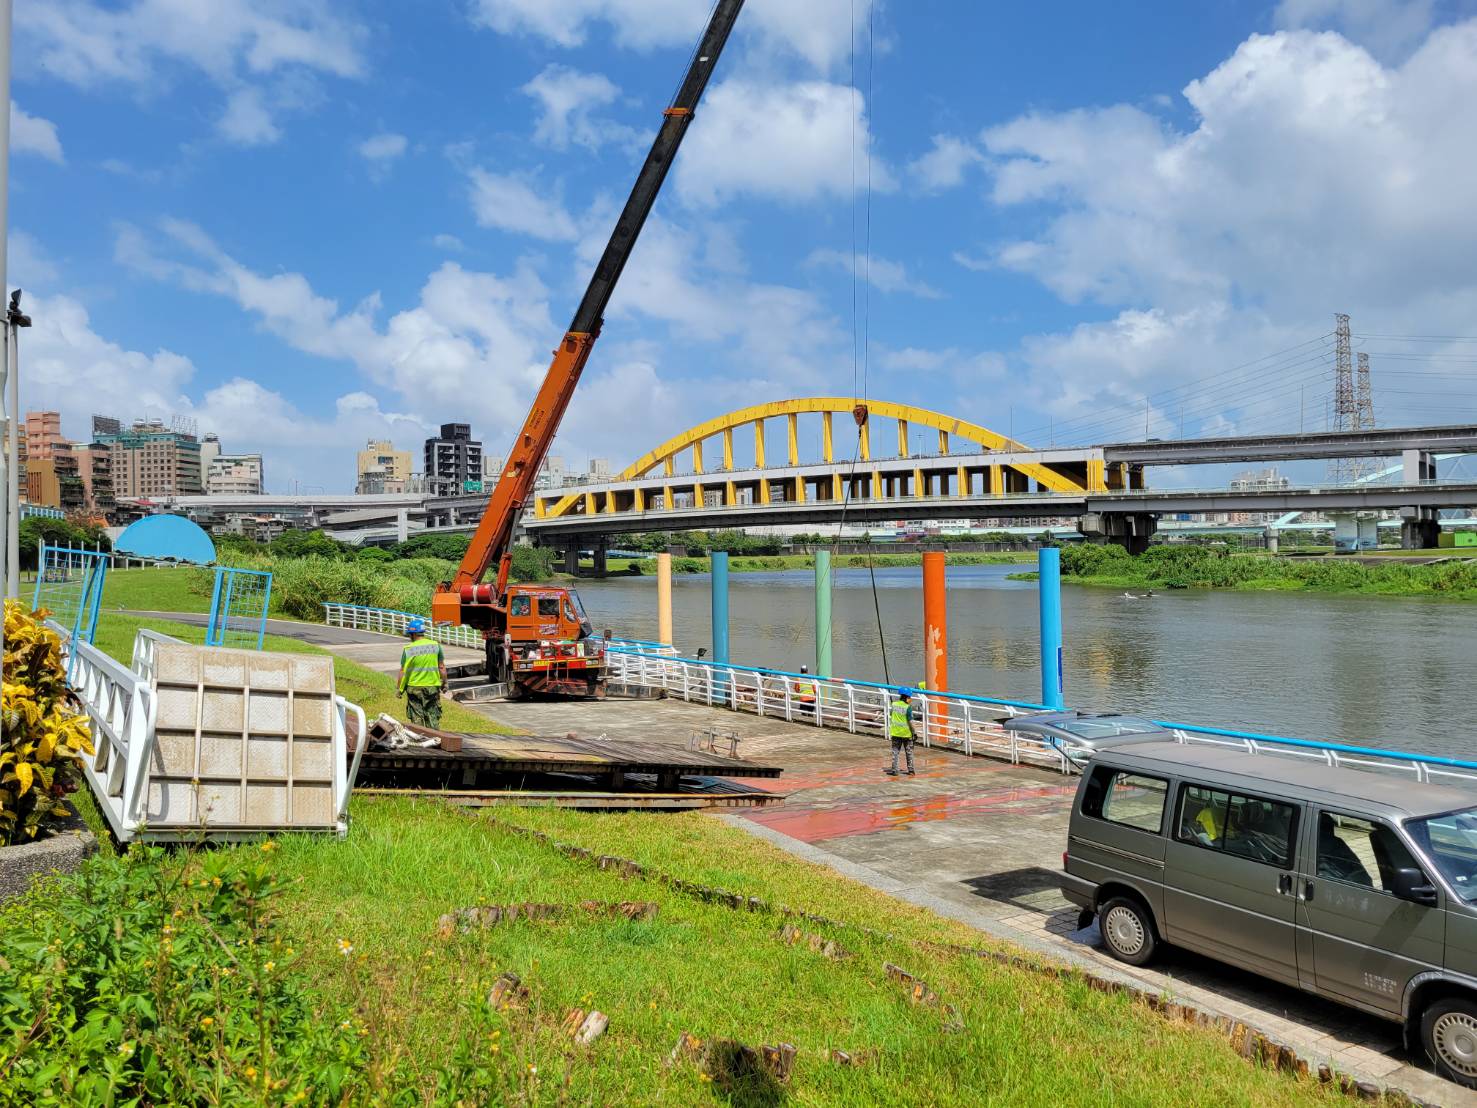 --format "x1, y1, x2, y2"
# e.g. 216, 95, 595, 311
114, 515, 217, 565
